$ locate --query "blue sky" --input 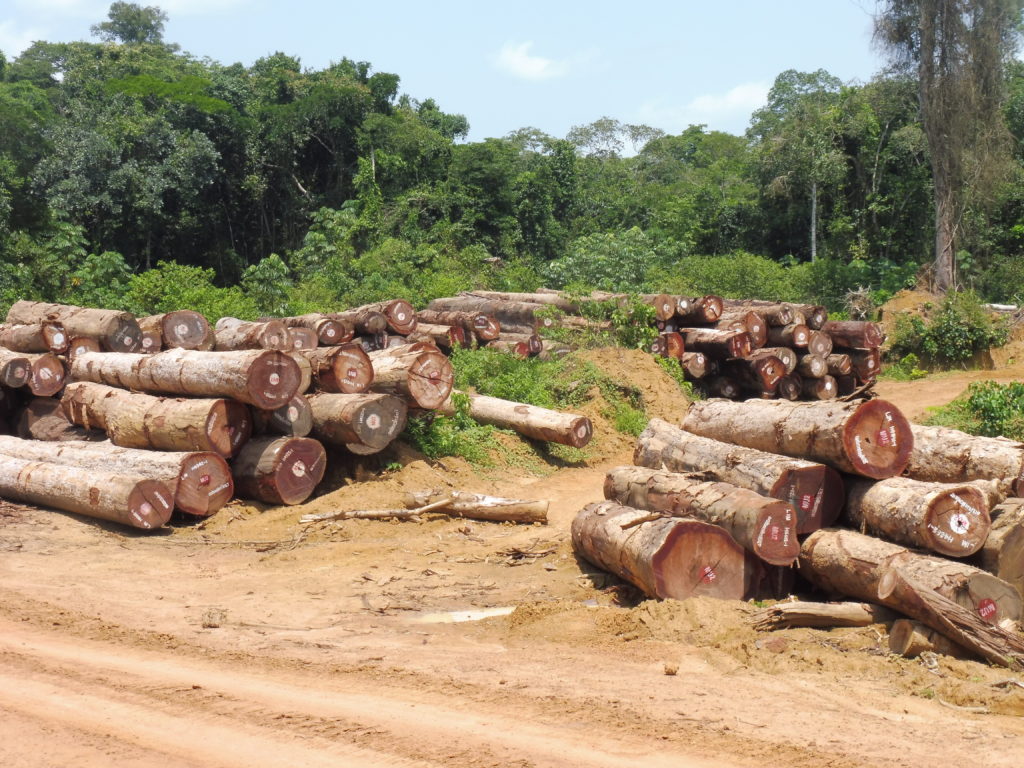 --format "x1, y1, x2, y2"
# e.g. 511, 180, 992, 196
1, 0, 884, 141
